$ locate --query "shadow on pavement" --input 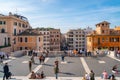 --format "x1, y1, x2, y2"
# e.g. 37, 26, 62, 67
67, 61, 74, 64
43, 64, 54, 67
59, 72, 75, 75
